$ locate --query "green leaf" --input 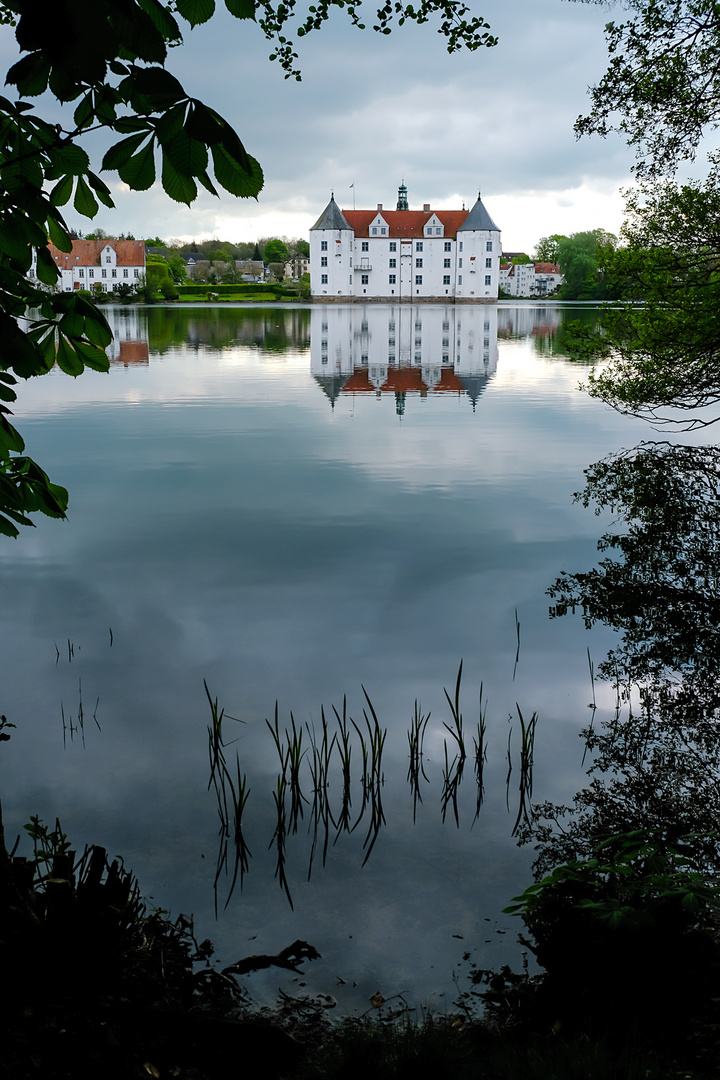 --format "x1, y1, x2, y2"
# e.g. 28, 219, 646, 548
211, 145, 263, 198
35, 248, 60, 287
5, 52, 50, 96
50, 174, 74, 208
0, 415, 24, 452
161, 153, 197, 204
0, 315, 48, 378
74, 340, 110, 372
225, 0, 256, 18
161, 129, 208, 178
118, 139, 157, 190
176, 0, 216, 26
47, 143, 91, 178
0, 513, 21, 538
73, 175, 99, 218
87, 171, 115, 209
58, 311, 84, 338
102, 132, 149, 172
55, 337, 84, 377
137, 0, 183, 42
82, 311, 113, 349
47, 213, 72, 252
